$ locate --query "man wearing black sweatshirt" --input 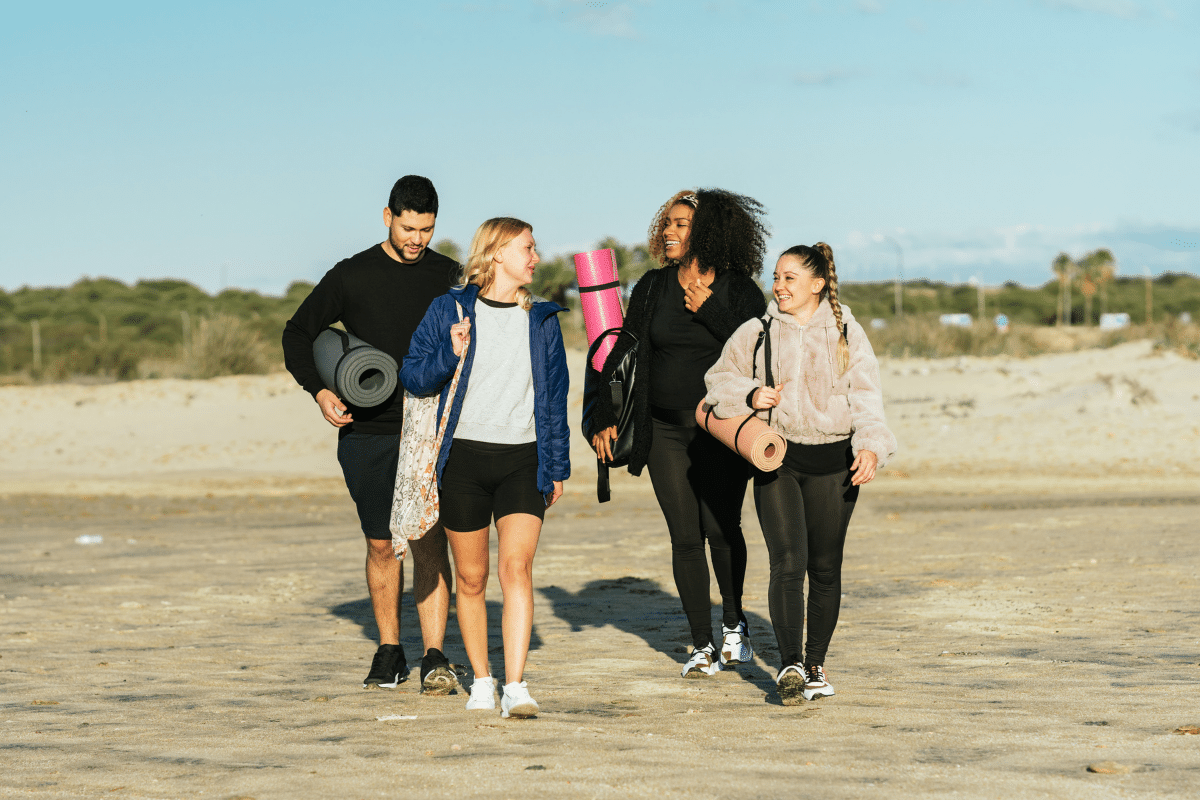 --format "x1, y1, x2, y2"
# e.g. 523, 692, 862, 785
282, 175, 460, 693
